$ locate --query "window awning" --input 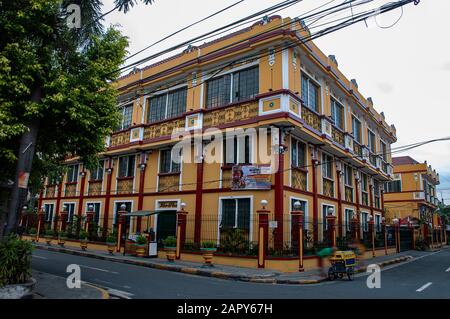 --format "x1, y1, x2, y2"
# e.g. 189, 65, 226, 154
120, 210, 157, 217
